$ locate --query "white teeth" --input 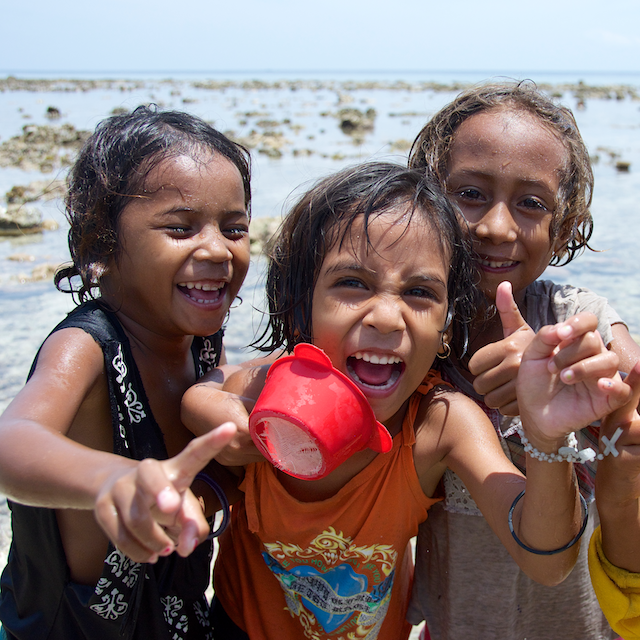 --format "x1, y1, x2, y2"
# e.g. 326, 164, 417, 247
478, 258, 517, 269
352, 351, 403, 365
178, 282, 223, 291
